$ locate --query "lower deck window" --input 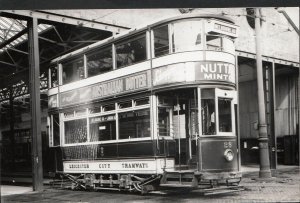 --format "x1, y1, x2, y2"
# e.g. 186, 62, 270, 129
201, 89, 216, 135
64, 119, 87, 144
89, 115, 116, 141
218, 98, 232, 132
158, 107, 171, 136
119, 109, 150, 139
53, 114, 60, 146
